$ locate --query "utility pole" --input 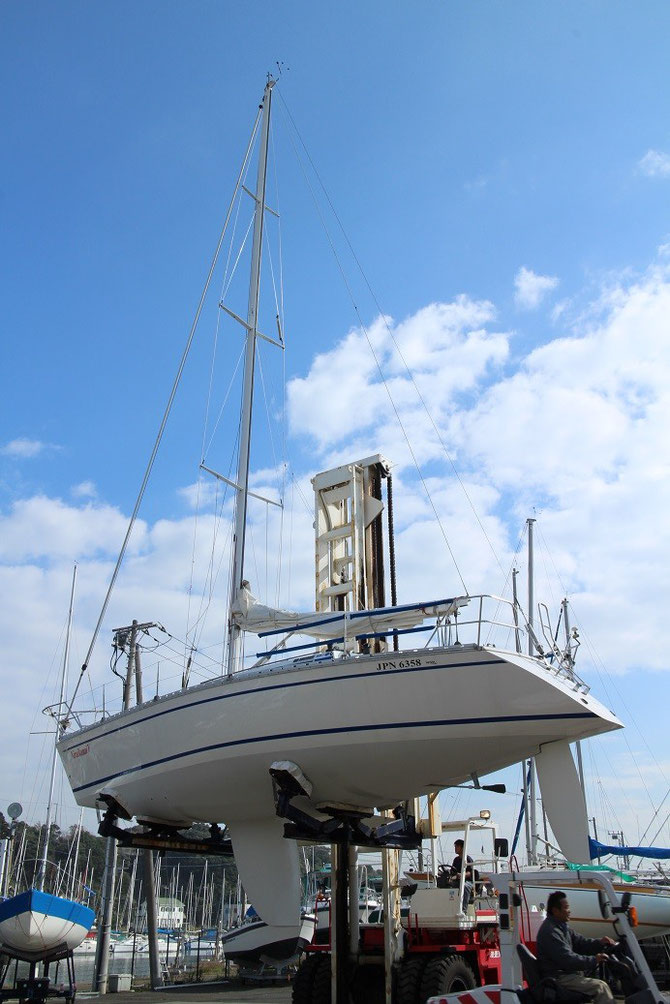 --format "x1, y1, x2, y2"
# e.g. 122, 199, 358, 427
93, 623, 156, 993
113, 620, 157, 710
